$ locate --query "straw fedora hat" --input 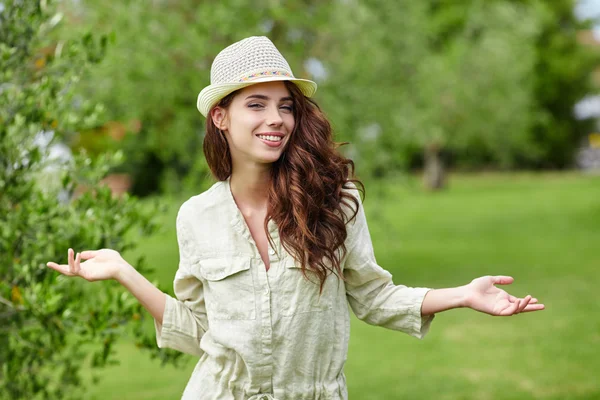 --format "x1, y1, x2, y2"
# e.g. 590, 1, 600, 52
196, 36, 318, 117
